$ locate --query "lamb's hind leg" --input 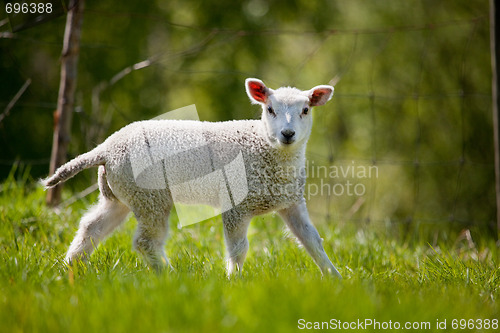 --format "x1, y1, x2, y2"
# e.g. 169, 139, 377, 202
133, 208, 172, 271
279, 200, 342, 279
66, 197, 130, 264
222, 211, 251, 276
